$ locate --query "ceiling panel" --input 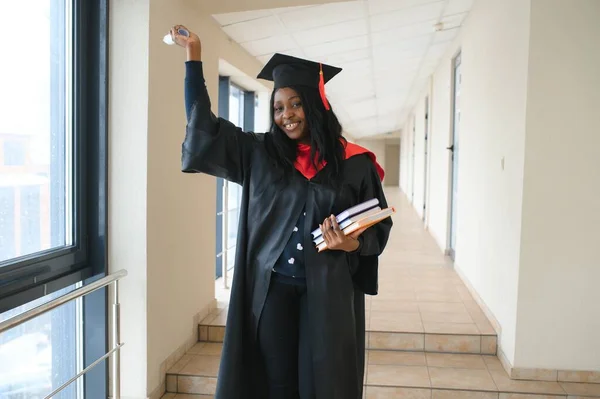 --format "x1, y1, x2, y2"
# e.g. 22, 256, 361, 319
370, 1, 445, 32
344, 98, 378, 118
329, 84, 375, 103
374, 79, 415, 97
303, 35, 370, 58
371, 19, 436, 47
374, 54, 422, 72
373, 46, 427, 66
444, 0, 475, 16
440, 12, 468, 28
377, 95, 406, 116
374, 34, 433, 56
378, 113, 400, 132
223, 16, 285, 42
339, 58, 372, 75
368, 0, 444, 16
278, 2, 365, 31
242, 35, 298, 56
424, 41, 450, 60
345, 115, 379, 133
213, 0, 474, 137
321, 48, 371, 65
256, 48, 307, 64
268, 5, 317, 14
292, 18, 368, 47
433, 27, 459, 44
212, 9, 274, 26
